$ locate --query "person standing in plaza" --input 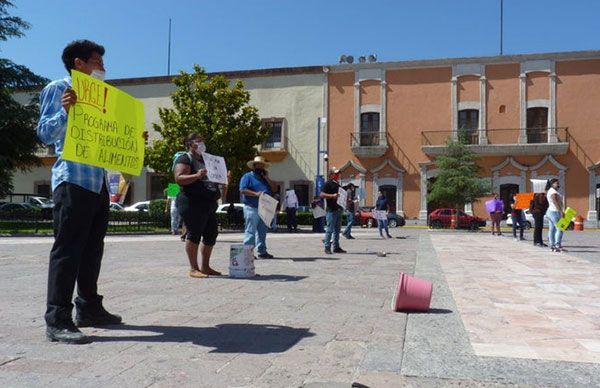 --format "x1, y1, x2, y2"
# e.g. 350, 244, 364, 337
284, 188, 299, 232
37, 39, 122, 344
320, 167, 346, 254
510, 194, 525, 241
165, 190, 181, 236
342, 183, 357, 239
530, 191, 549, 247
174, 133, 225, 278
546, 178, 565, 252
488, 193, 504, 235
375, 189, 393, 239
240, 156, 278, 259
